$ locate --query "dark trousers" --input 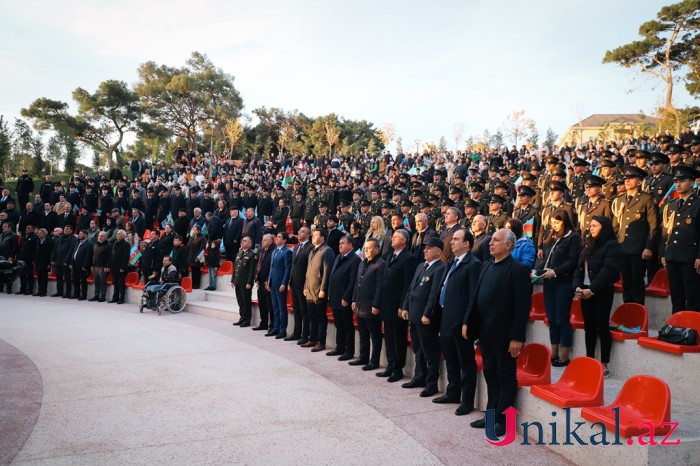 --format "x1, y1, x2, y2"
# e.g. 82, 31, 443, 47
257, 285, 273, 328
543, 279, 574, 347
481, 341, 518, 425
235, 284, 252, 322
666, 261, 700, 313
56, 264, 71, 296
93, 267, 108, 299
581, 285, 614, 364
36, 264, 49, 295
646, 237, 662, 286
621, 254, 646, 304
72, 266, 88, 298
357, 316, 382, 365
291, 287, 310, 339
408, 323, 426, 383
291, 218, 302, 235
308, 299, 329, 344
112, 270, 126, 301
20, 262, 34, 294
333, 306, 355, 355
270, 286, 288, 334
191, 265, 202, 289
411, 318, 442, 389
225, 243, 240, 263
440, 329, 476, 405
383, 319, 408, 375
